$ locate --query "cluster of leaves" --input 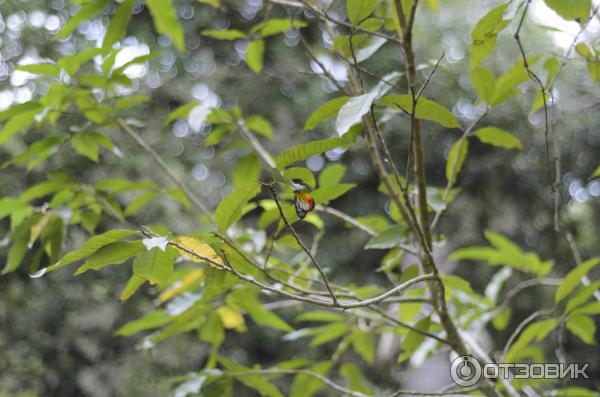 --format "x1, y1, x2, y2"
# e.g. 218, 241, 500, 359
1, 0, 599, 396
